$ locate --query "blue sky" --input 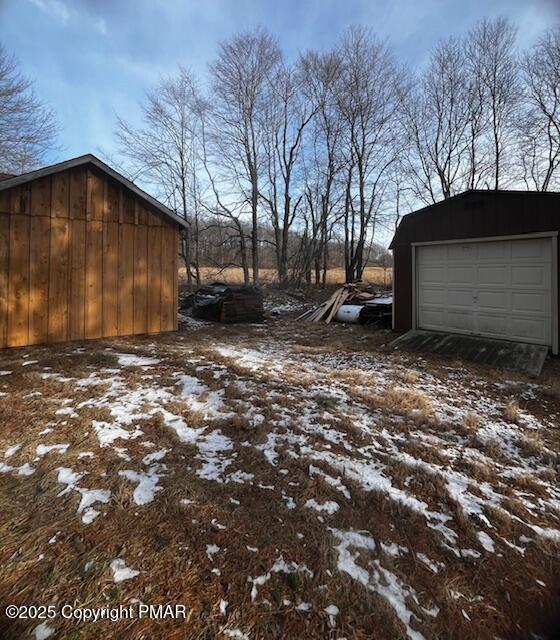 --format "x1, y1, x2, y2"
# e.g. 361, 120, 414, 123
0, 0, 558, 164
